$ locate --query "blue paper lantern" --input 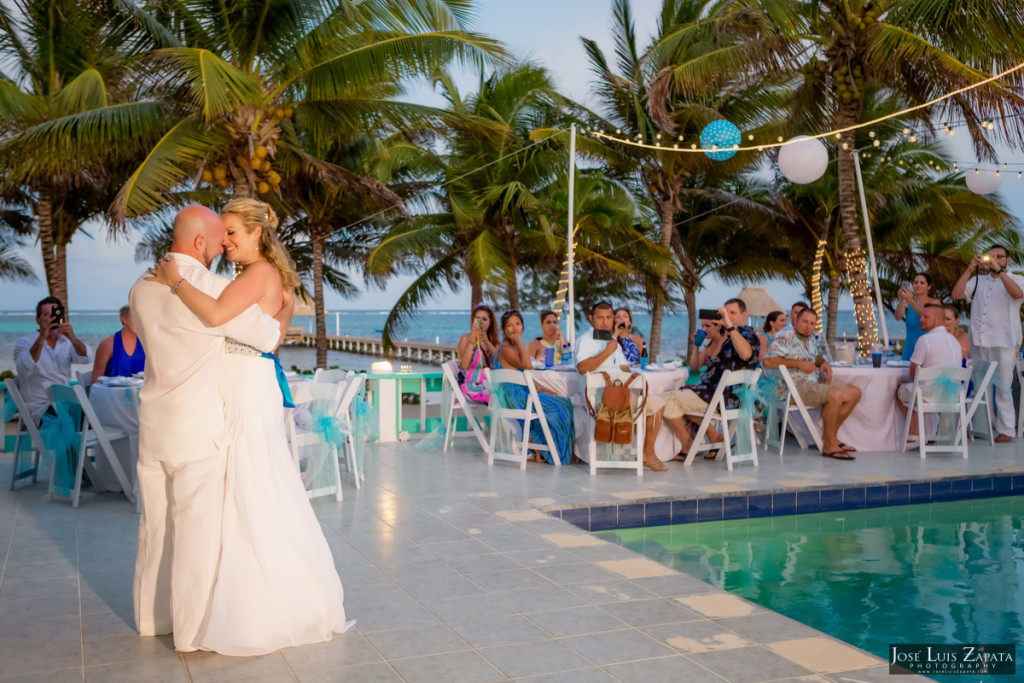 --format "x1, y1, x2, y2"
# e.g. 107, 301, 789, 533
700, 120, 742, 161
